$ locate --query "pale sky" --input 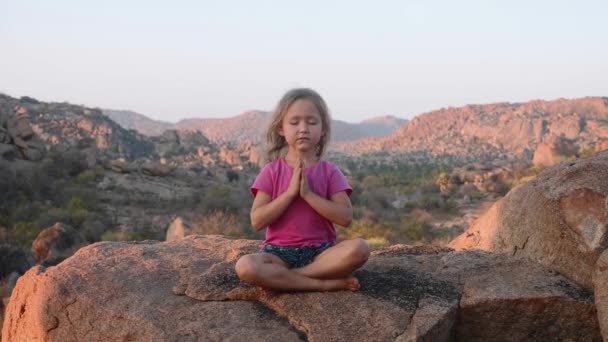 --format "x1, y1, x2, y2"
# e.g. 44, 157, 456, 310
1, 0, 607, 123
